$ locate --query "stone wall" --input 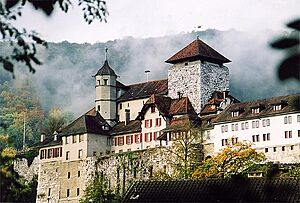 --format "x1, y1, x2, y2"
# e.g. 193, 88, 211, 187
200, 62, 229, 109
14, 157, 39, 181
